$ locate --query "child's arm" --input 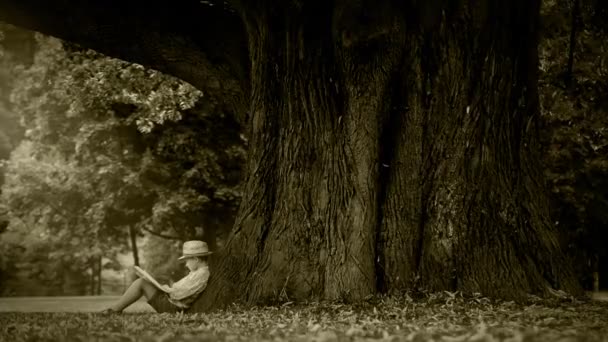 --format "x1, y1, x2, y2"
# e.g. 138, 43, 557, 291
169, 269, 209, 300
